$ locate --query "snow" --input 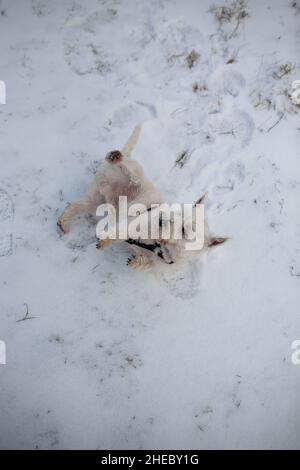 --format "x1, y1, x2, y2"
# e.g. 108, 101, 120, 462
0, 0, 300, 450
